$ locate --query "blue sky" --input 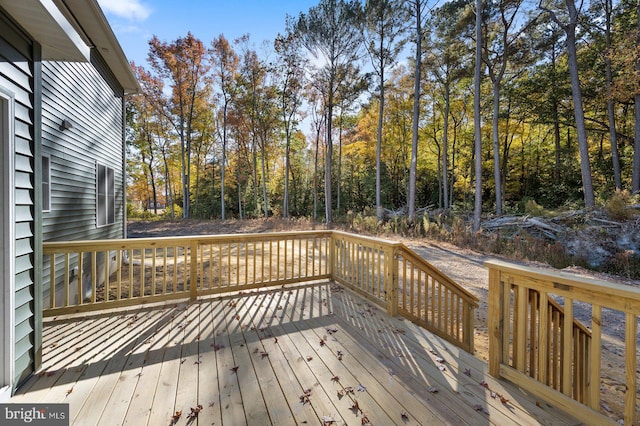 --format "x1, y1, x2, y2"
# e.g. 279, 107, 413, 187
98, 0, 318, 66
